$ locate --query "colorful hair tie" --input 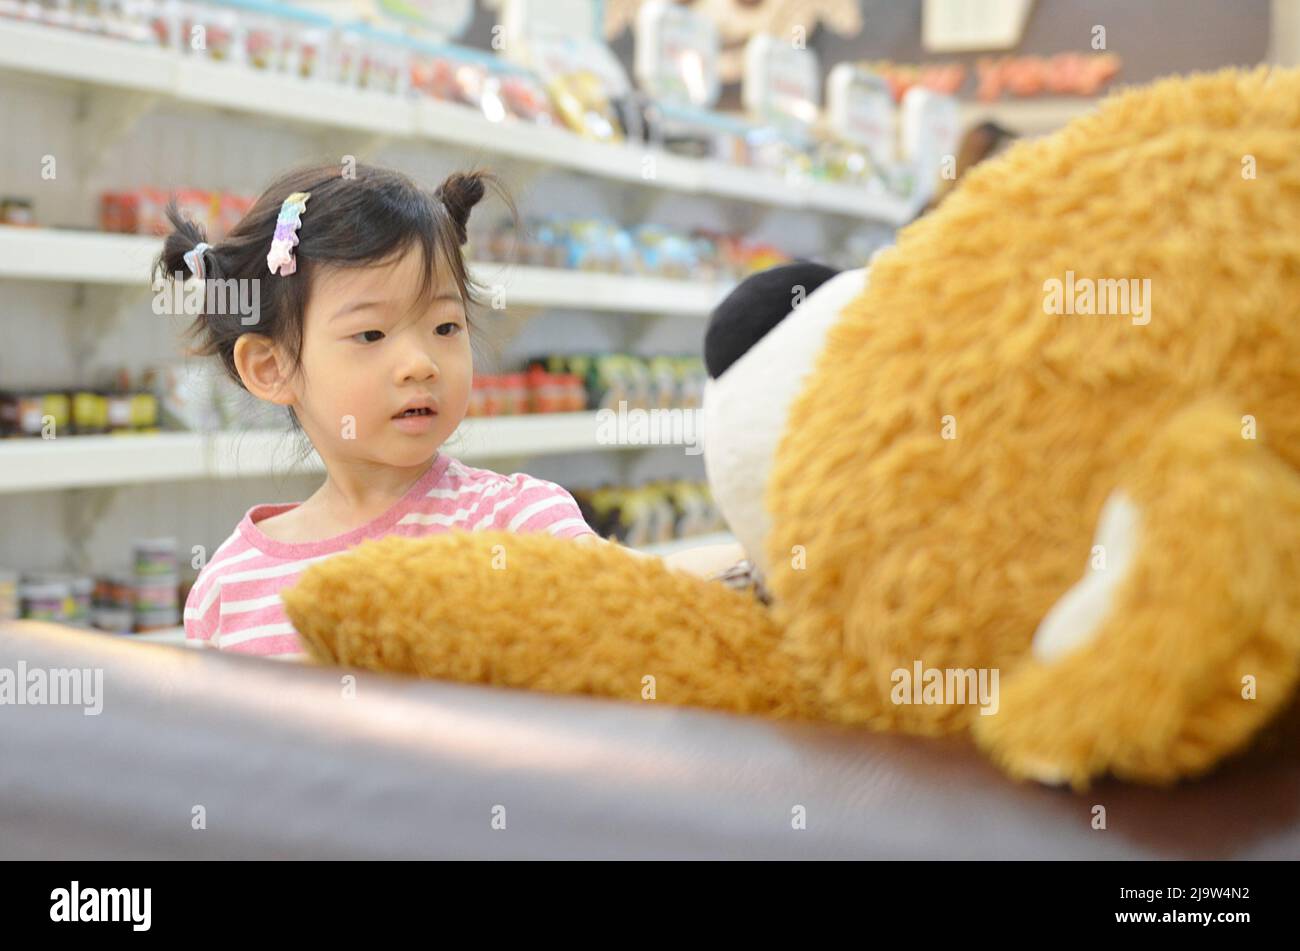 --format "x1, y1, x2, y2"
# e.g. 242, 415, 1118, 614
266, 191, 311, 276
183, 241, 211, 282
